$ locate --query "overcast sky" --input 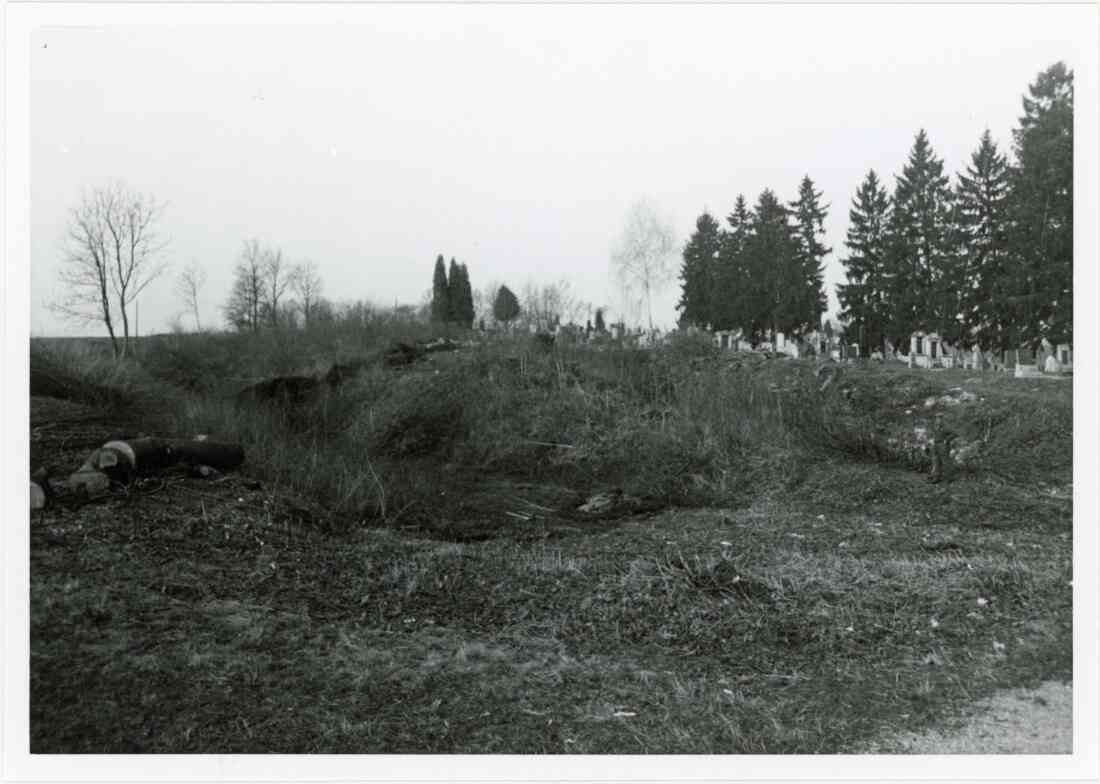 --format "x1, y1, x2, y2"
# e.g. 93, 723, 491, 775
28, 4, 1092, 336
